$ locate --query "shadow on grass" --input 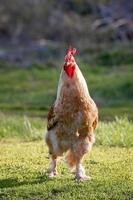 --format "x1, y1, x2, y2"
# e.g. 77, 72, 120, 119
0, 174, 49, 189
0, 176, 73, 200
0, 176, 133, 200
